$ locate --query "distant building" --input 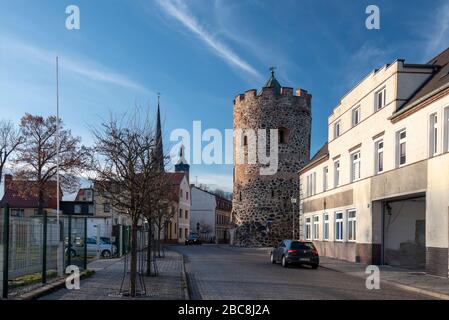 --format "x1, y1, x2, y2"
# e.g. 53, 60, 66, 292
300, 47, 449, 277
191, 186, 232, 244
0, 174, 60, 217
